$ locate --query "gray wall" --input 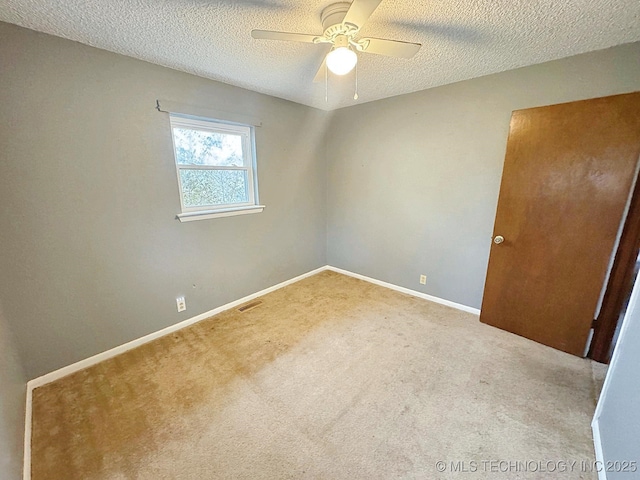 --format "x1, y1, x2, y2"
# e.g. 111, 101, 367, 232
3, 19, 640, 380
0, 304, 25, 480
595, 273, 640, 479
326, 42, 640, 310
0, 22, 328, 379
